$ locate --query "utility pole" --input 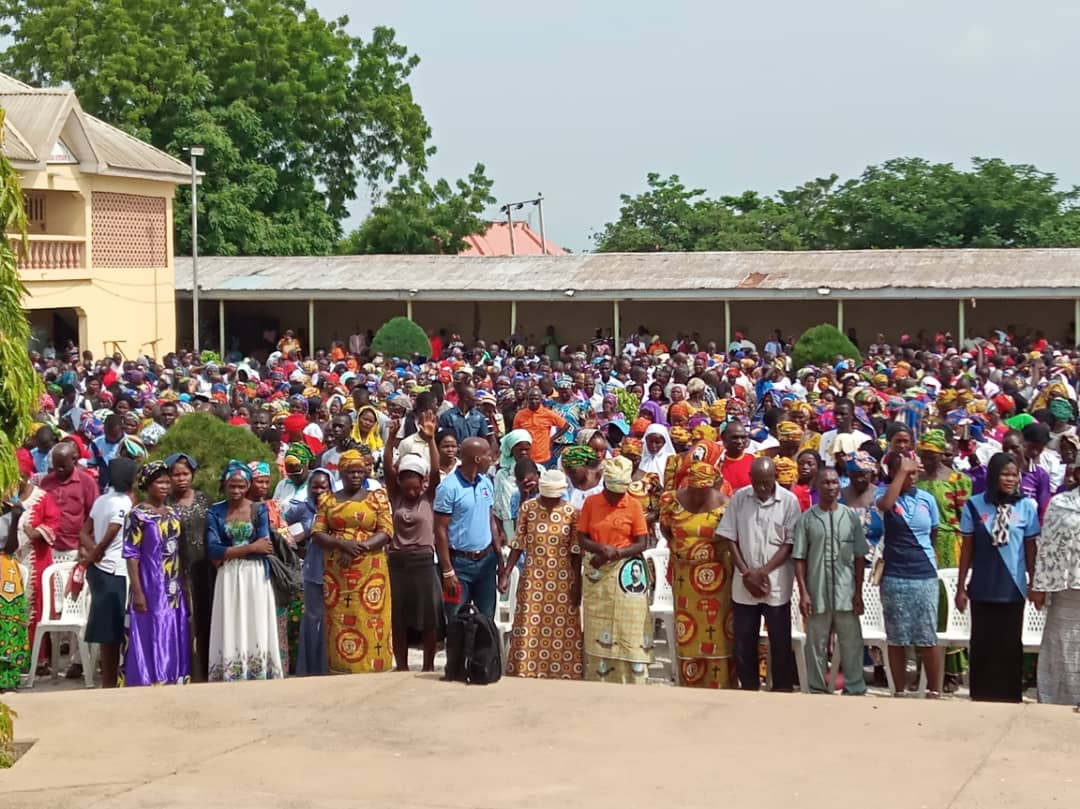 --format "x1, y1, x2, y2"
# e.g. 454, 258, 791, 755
188, 146, 205, 353
499, 194, 546, 255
